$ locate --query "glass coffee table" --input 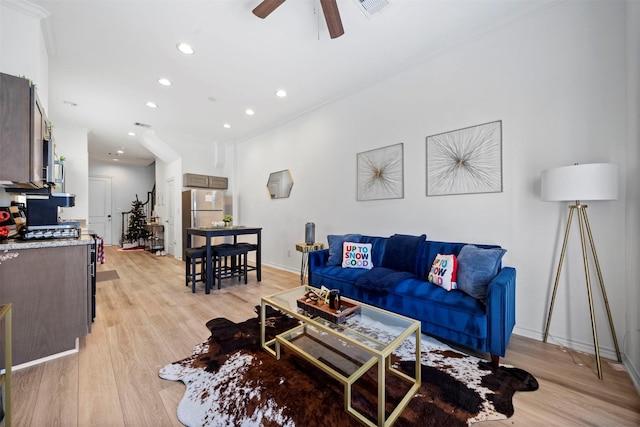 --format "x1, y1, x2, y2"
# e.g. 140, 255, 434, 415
261, 286, 421, 427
